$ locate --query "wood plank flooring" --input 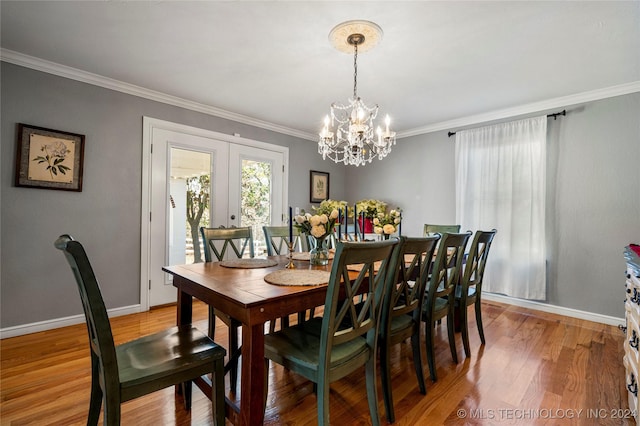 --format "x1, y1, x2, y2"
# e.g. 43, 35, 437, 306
1, 300, 633, 425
